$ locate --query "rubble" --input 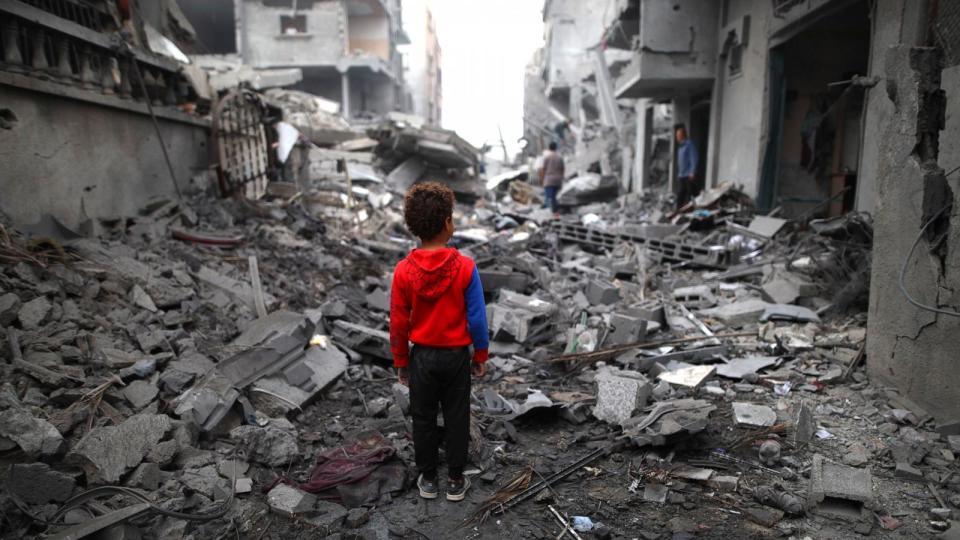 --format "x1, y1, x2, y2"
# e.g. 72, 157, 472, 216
0, 40, 945, 539
68, 414, 172, 484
